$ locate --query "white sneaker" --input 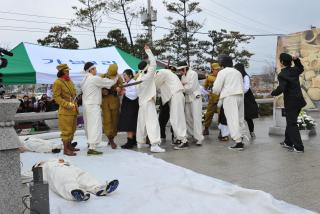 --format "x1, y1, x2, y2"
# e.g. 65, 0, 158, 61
150, 144, 165, 153
195, 141, 202, 146
137, 143, 149, 149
